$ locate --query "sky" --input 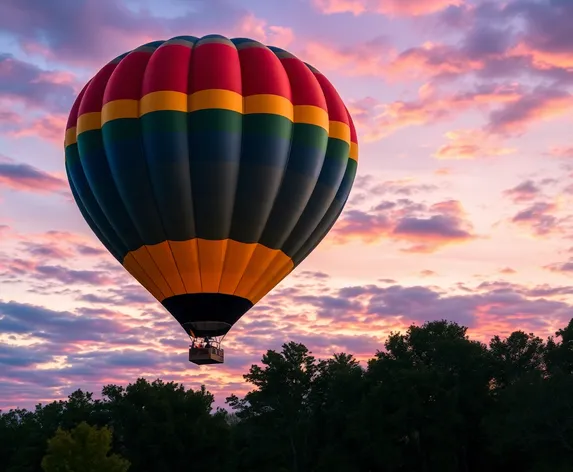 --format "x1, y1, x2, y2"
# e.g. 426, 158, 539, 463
1, 0, 573, 410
